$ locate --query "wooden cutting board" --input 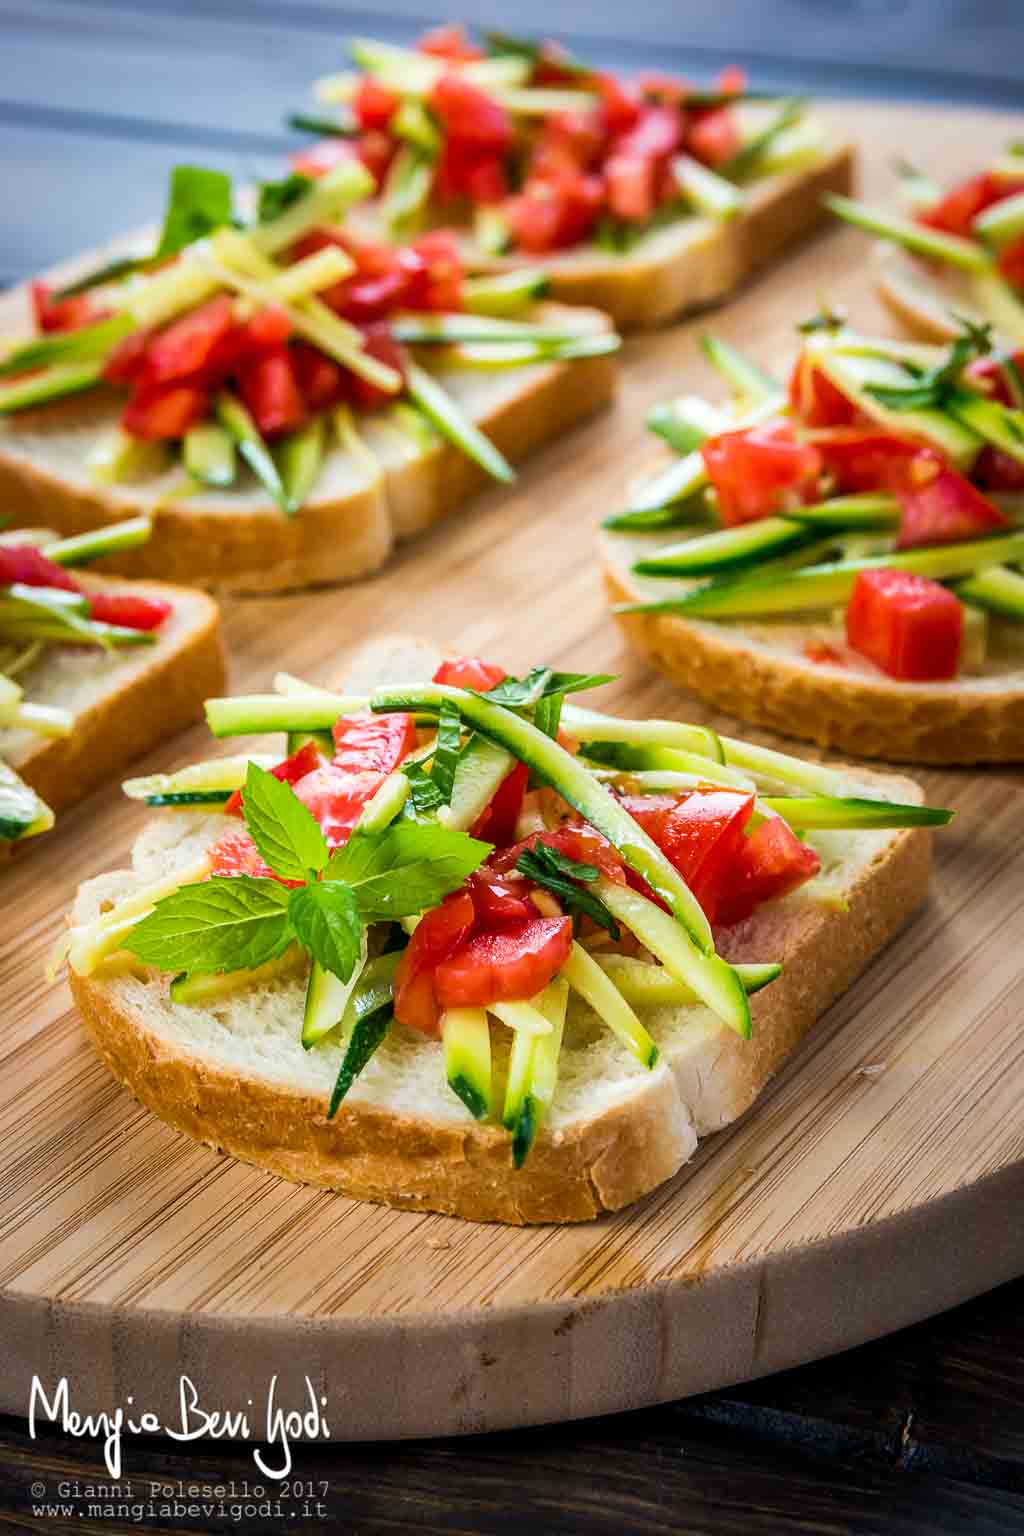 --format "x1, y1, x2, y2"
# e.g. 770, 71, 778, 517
2, 102, 1024, 1442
